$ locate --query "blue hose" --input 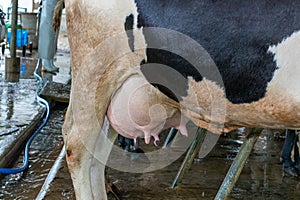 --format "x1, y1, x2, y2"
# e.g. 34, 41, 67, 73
0, 58, 51, 174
